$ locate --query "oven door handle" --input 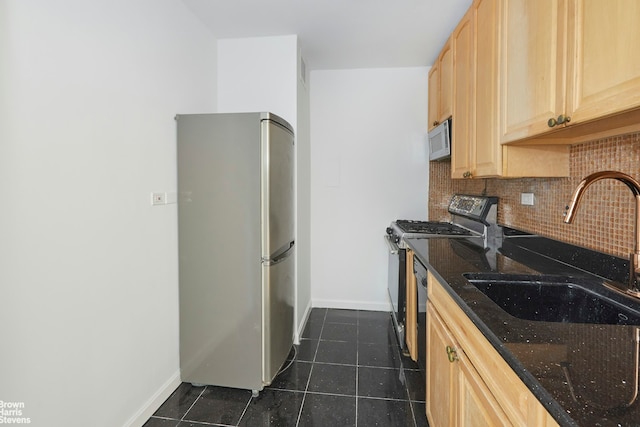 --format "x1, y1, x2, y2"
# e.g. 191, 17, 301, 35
384, 235, 399, 254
